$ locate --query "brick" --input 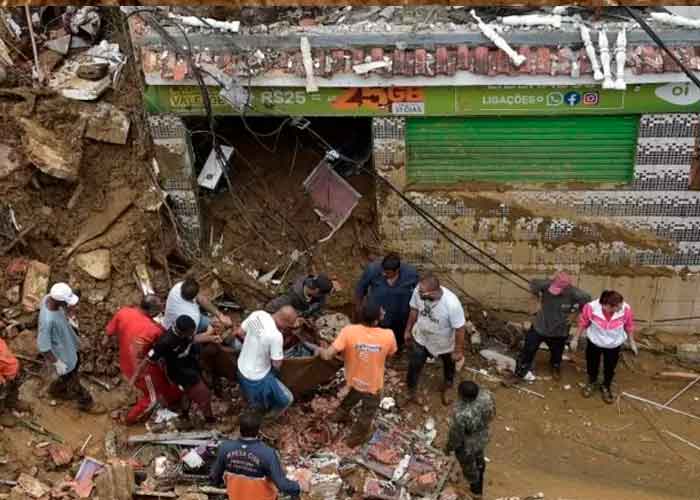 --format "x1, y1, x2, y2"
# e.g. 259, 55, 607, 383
415, 48, 427, 75
22, 260, 50, 312
393, 49, 405, 75
405, 50, 415, 76
535, 47, 551, 75
487, 49, 498, 76
352, 48, 364, 66
435, 47, 448, 75
370, 47, 383, 61
518, 46, 534, 74
473, 46, 489, 74
495, 50, 511, 74
447, 49, 457, 76
456, 45, 470, 70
